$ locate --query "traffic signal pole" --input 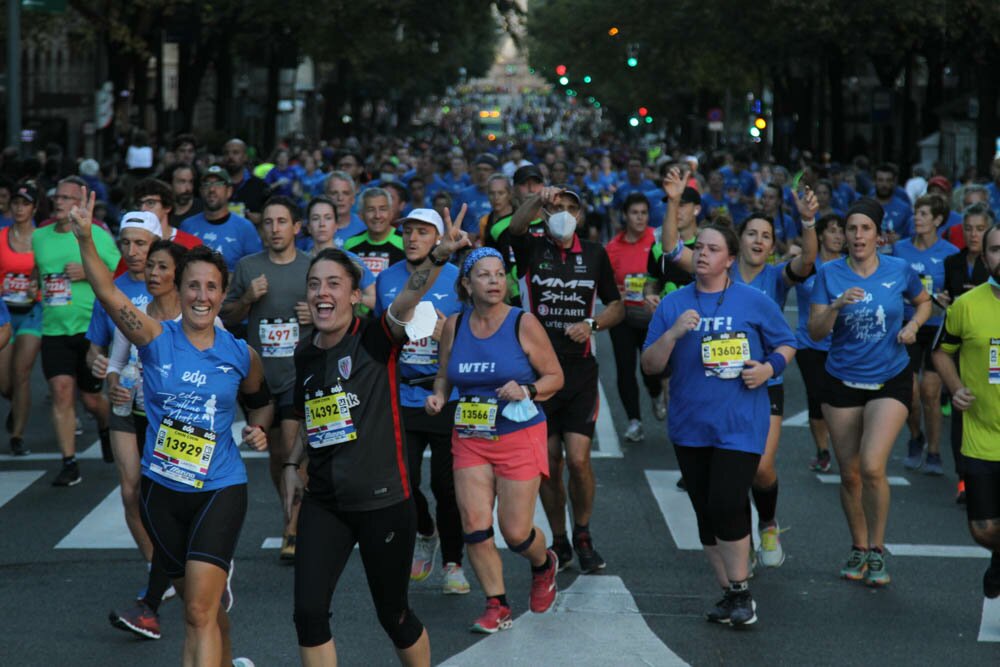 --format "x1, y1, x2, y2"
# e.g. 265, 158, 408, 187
6, 0, 22, 154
